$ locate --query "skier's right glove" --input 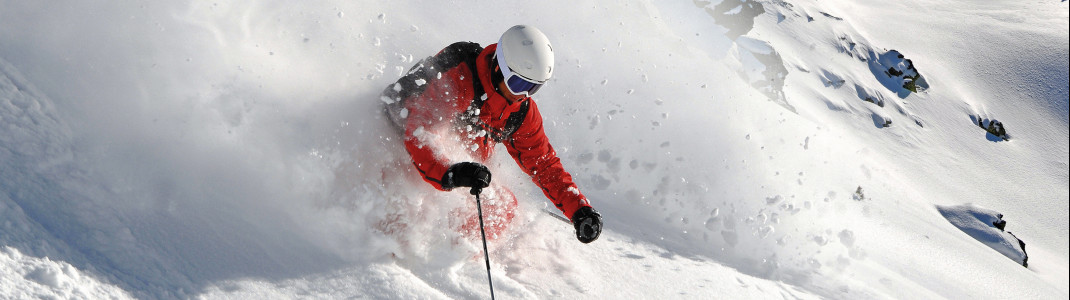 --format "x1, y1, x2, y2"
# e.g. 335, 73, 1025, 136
444, 162, 492, 191
571, 206, 602, 243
